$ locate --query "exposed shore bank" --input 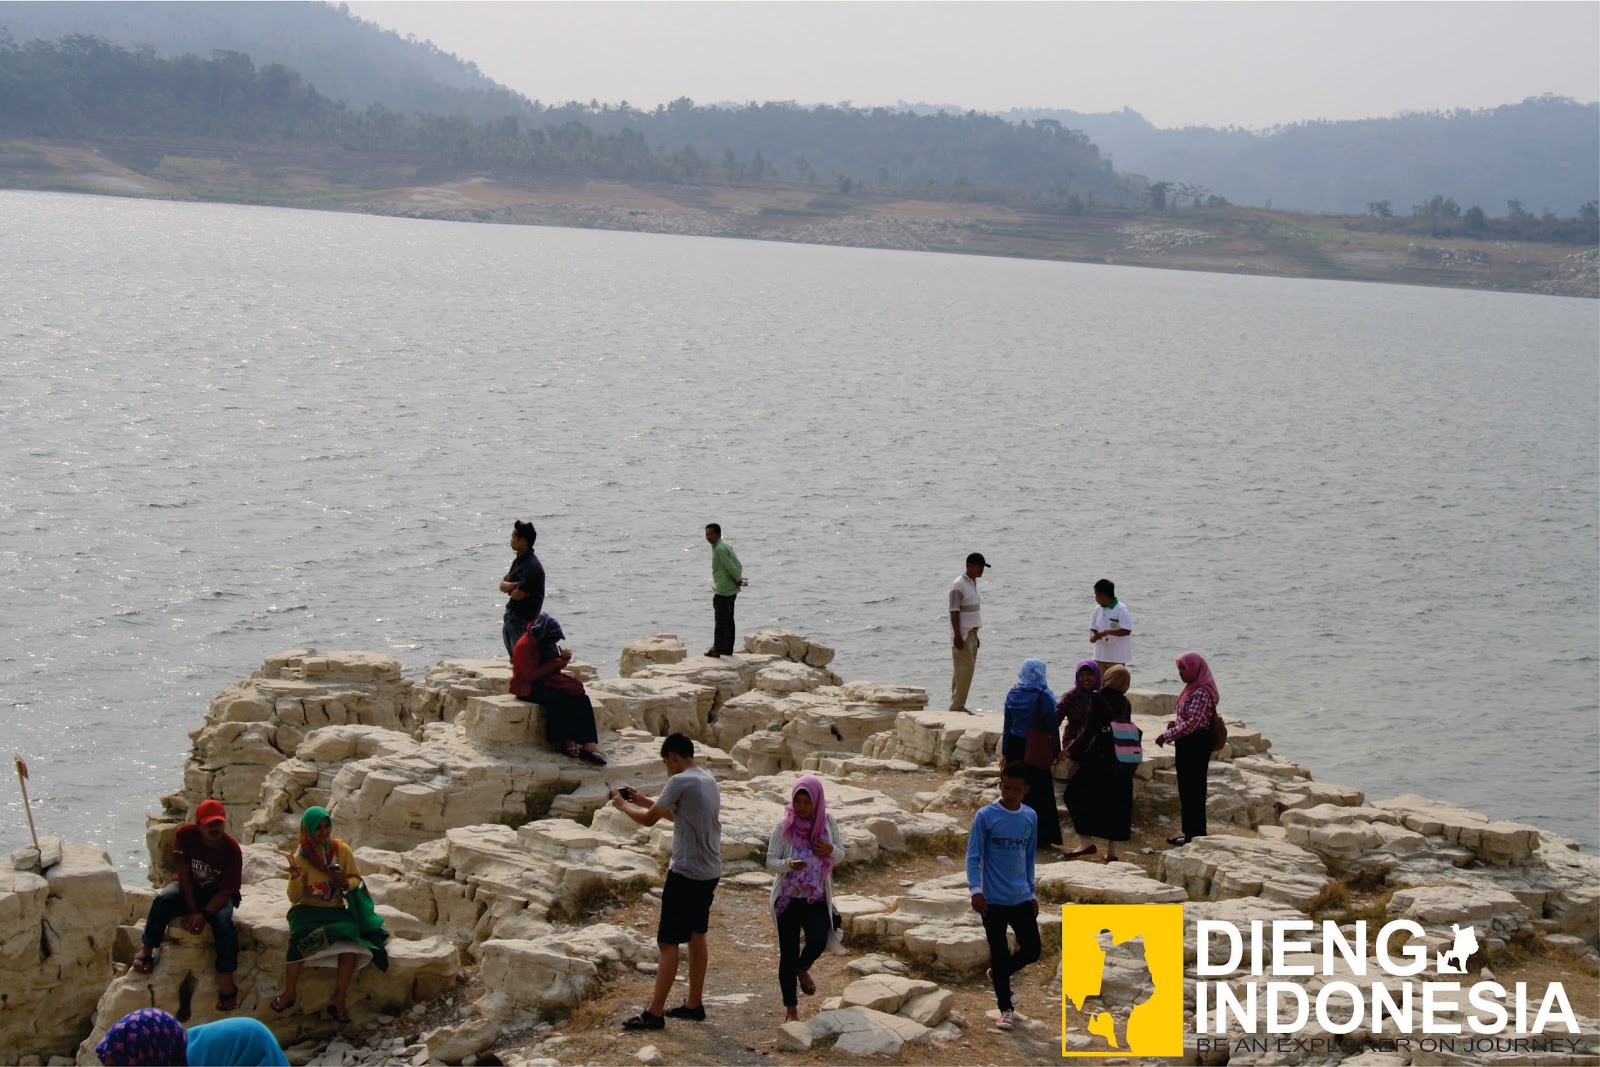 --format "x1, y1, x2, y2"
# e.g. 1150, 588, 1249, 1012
4, 138, 1596, 298
4, 630, 1597, 1065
